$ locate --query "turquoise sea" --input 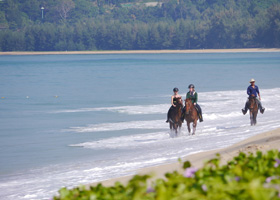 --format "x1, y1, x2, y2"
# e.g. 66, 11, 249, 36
0, 52, 280, 199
